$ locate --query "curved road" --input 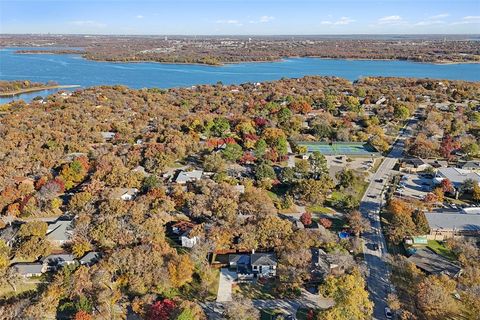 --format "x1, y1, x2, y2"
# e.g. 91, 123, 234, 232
360, 115, 418, 319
